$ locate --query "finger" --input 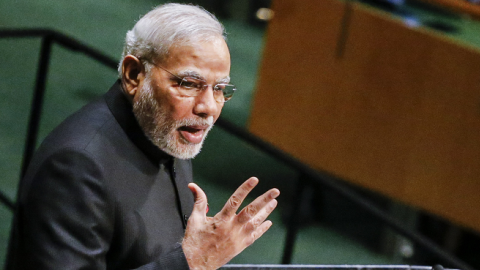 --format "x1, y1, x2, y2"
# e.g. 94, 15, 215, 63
236, 188, 279, 224
252, 199, 278, 227
245, 220, 273, 247
218, 177, 259, 219
241, 198, 277, 233
187, 183, 208, 223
